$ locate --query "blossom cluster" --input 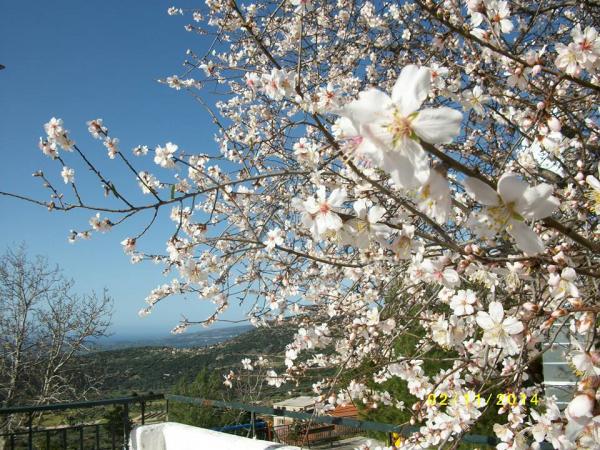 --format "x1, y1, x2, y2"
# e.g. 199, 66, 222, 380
16, 1, 600, 448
